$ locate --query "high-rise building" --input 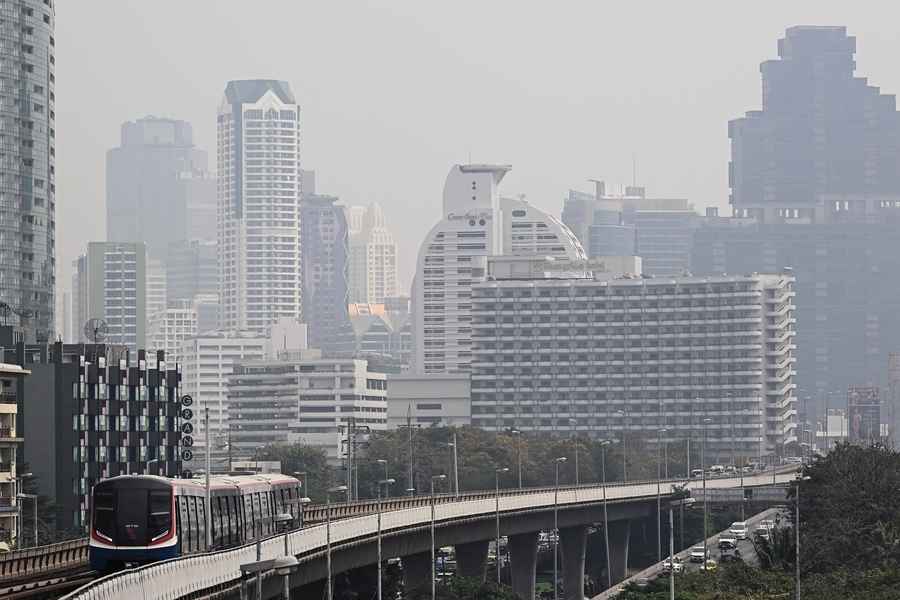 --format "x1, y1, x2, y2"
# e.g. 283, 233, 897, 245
217, 80, 302, 333
146, 257, 167, 329
227, 350, 387, 460
299, 180, 354, 353
166, 239, 218, 304
106, 117, 213, 258
0, 1, 55, 342
348, 203, 400, 304
470, 257, 798, 461
412, 164, 586, 374
147, 294, 218, 364
847, 386, 881, 443
729, 26, 900, 218
562, 181, 698, 277
71, 242, 147, 350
